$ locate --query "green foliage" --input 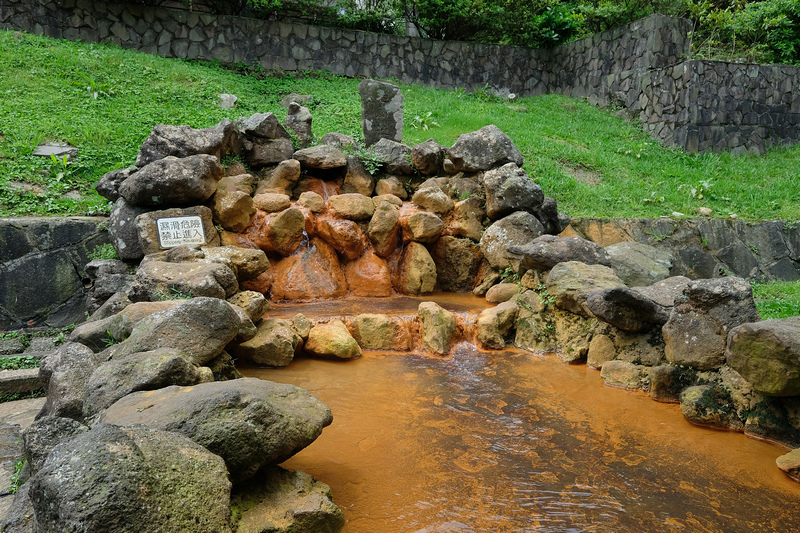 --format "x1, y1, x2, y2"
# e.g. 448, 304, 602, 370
87, 243, 119, 261
0, 389, 46, 403
752, 280, 800, 319
9, 459, 25, 493
153, 287, 194, 301
0, 355, 40, 371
